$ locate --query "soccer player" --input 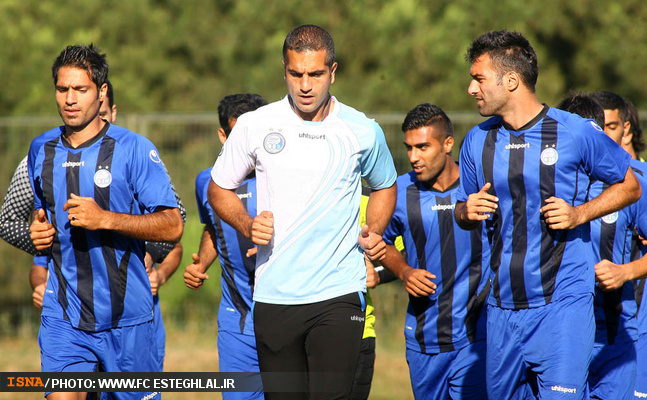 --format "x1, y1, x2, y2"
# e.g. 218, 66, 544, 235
455, 30, 641, 399
380, 103, 490, 399
621, 98, 645, 161
28, 44, 183, 400
184, 93, 267, 400
590, 90, 647, 399
559, 92, 643, 399
209, 25, 397, 399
